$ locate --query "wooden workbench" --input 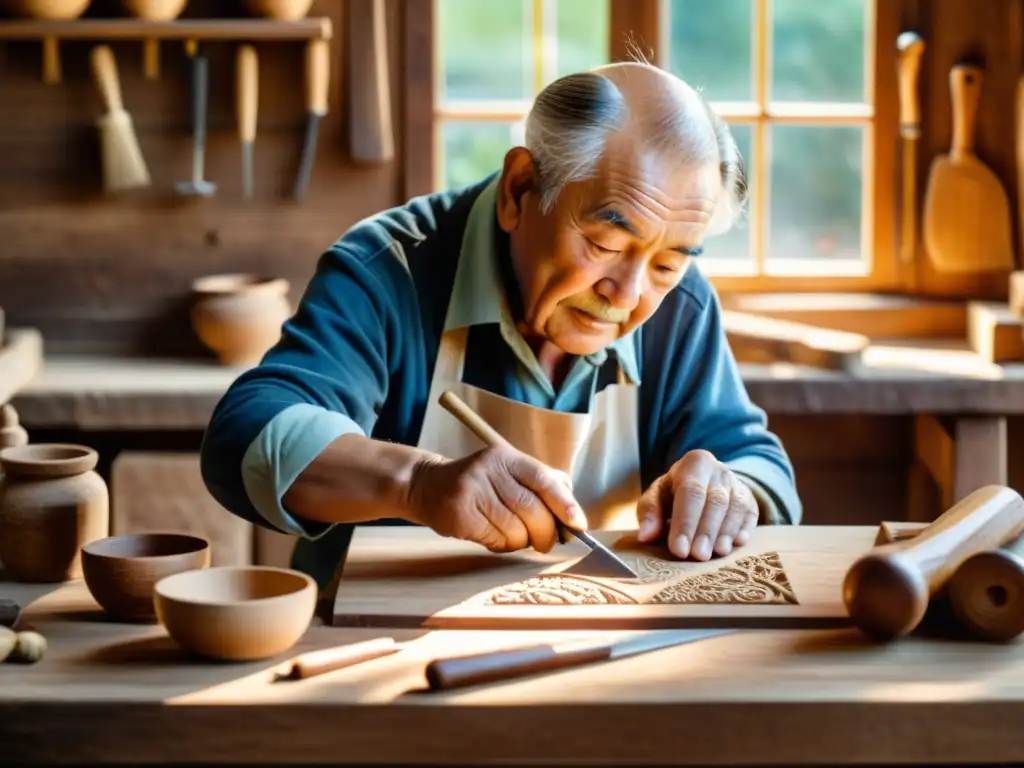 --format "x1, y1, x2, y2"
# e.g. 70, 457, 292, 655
2, 565, 1024, 765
